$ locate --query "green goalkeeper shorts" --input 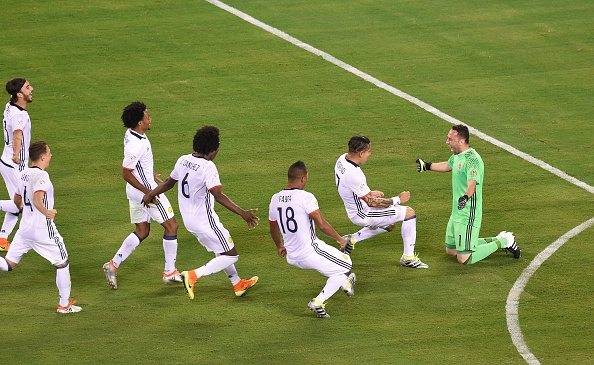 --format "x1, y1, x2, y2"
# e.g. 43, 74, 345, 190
444, 216, 481, 253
